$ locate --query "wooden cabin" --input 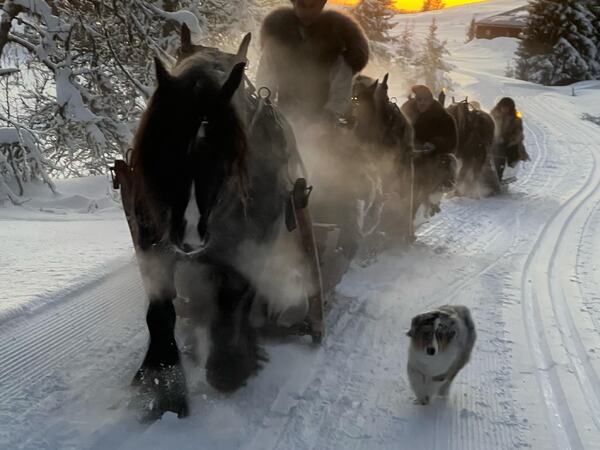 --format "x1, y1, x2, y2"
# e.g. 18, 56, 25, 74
475, 6, 528, 40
